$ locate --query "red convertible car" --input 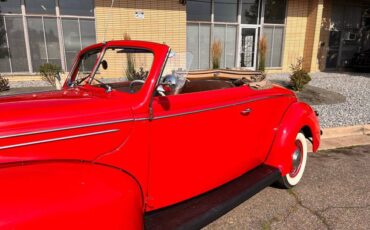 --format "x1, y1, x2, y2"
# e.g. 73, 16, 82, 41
0, 41, 320, 229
